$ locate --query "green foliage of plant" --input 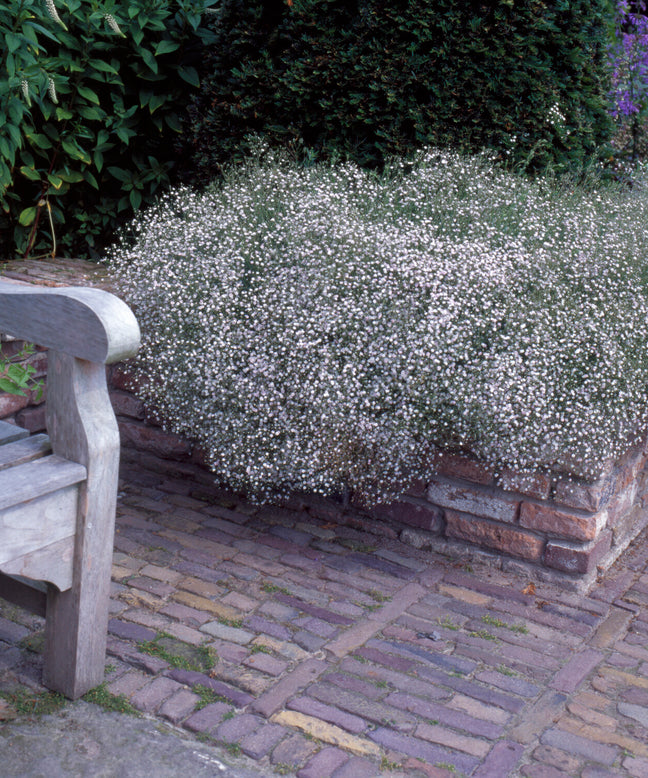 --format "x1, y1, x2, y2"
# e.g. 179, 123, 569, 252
184, 0, 615, 180
193, 684, 229, 710
138, 632, 217, 672
83, 682, 140, 715
0, 341, 43, 397
0, 0, 216, 259
0, 688, 66, 717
